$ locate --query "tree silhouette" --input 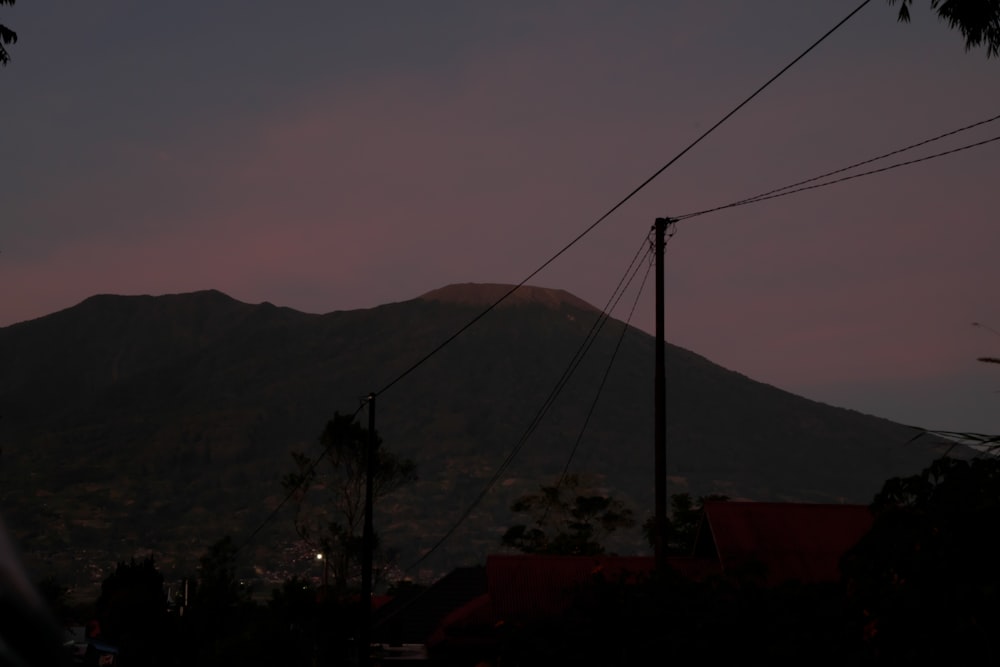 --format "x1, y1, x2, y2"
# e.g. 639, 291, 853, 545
94, 557, 168, 664
642, 492, 730, 555
283, 413, 416, 593
502, 474, 635, 556
889, 0, 1000, 57
842, 456, 1000, 662
193, 536, 247, 613
0, 0, 15, 67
